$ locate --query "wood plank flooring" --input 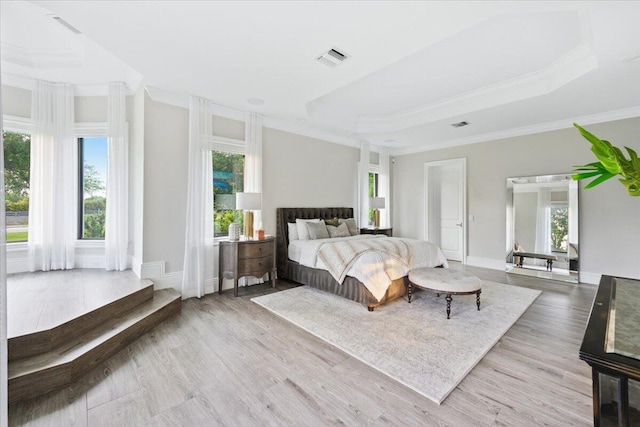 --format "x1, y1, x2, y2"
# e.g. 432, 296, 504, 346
8, 266, 597, 426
